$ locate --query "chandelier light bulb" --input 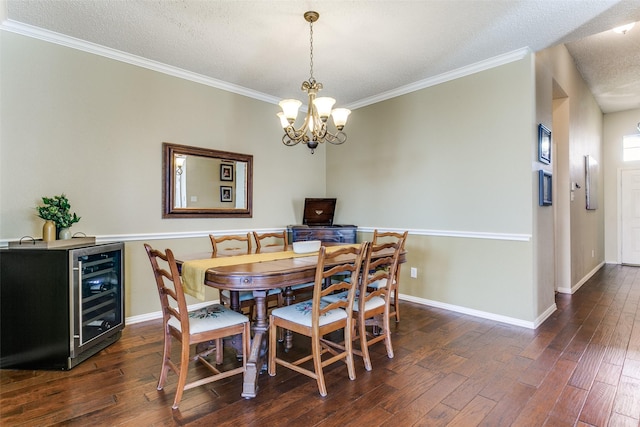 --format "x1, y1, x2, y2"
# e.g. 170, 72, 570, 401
313, 97, 336, 121
277, 112, 289, 129
331, 108, 351, 130
279, 99, 302, 123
